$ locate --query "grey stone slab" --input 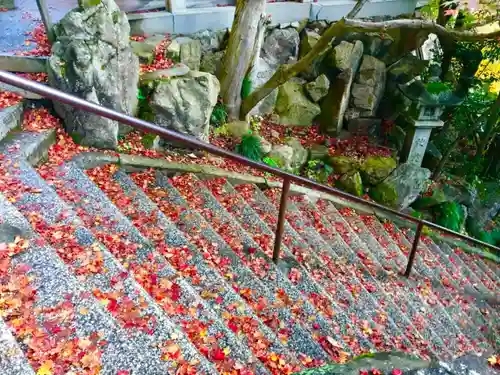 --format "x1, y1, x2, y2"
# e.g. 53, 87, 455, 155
0, 102, 22, 142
